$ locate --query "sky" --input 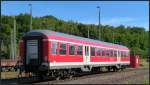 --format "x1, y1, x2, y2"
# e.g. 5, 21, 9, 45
2, 1, 149, 31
